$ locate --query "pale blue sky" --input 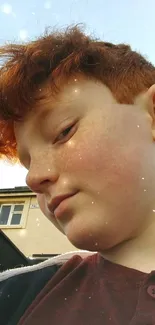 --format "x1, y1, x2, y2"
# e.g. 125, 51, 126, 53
0, 0, 155, 188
